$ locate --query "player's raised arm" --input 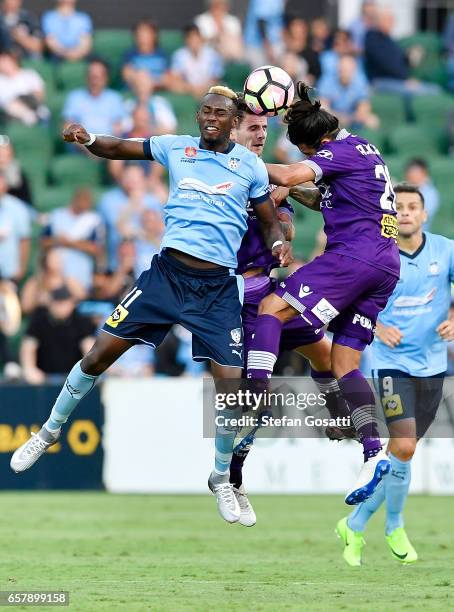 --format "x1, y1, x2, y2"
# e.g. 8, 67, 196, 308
62, 124, 147, 160
265, 161, 316, 188
289, 182, 321, 211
